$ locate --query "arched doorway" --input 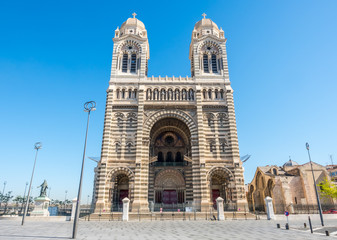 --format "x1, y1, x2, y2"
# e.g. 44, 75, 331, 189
112, 174, 129, 211
207, 167, 233, 209
148, 118, 192, 210
154, 169, 185, 210
107, 167, 134, 212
